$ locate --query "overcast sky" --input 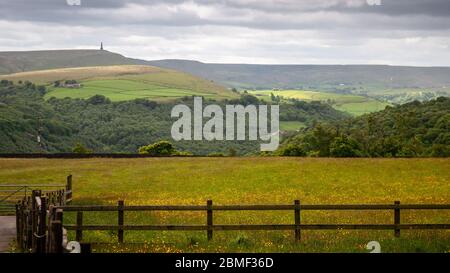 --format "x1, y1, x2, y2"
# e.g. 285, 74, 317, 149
0, 0, 449, 66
